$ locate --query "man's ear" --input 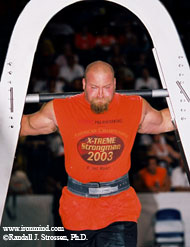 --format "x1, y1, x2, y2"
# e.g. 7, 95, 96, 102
82, 78, 86, 90
114, 78, 116, 89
